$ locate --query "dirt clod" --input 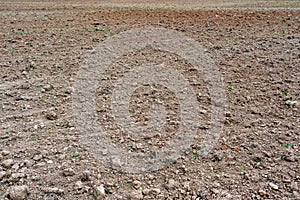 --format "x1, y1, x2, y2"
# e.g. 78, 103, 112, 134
9, 185, 28, 200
